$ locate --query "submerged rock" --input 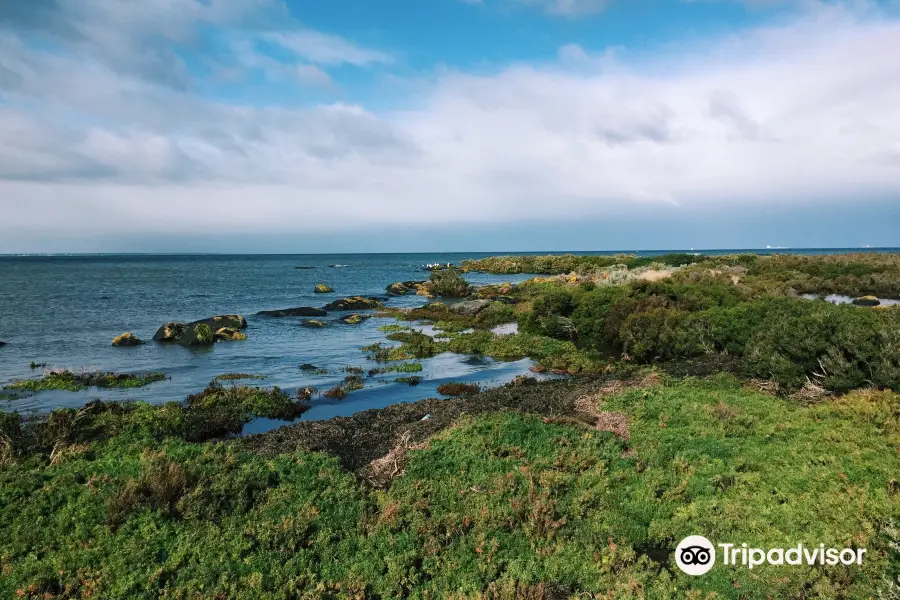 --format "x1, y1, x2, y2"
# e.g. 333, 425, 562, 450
294, 266, 316, 270
112, 332, 144, 347
852, 296, 881, 307
0, 341, 6, 347
341, 314, 369, 325
324, 296, 384, 311
257, 306, 328, 318
449, 299, 492, 316
301, 319, 327, 328
215, 327, 247, 341
314, 284, 334, 293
